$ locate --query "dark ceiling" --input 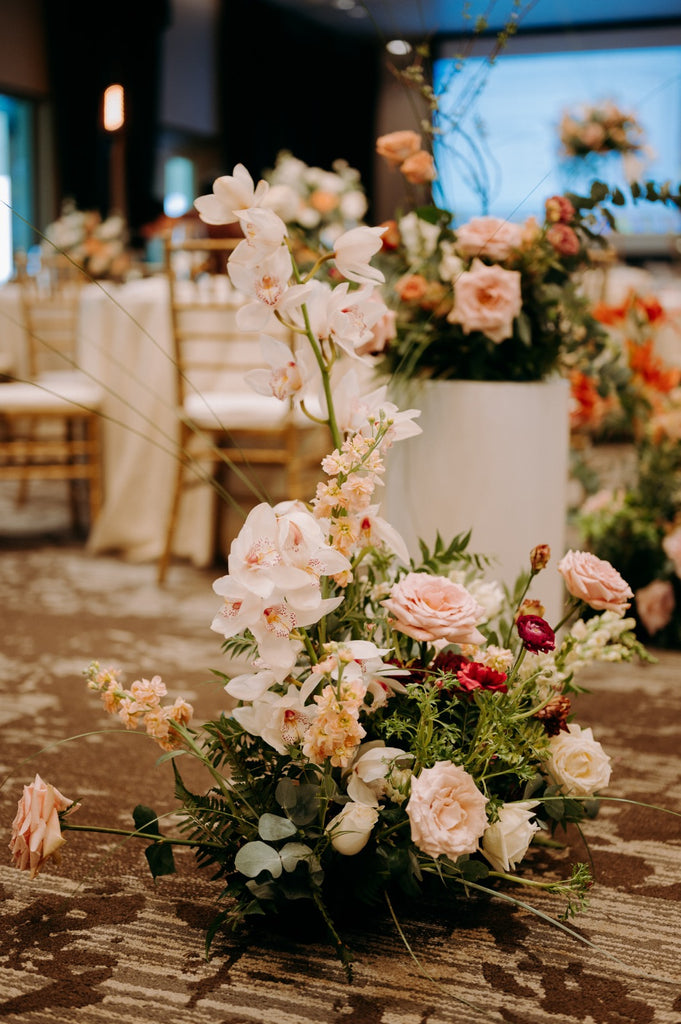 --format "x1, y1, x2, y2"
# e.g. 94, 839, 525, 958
263, 0, 681, 38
